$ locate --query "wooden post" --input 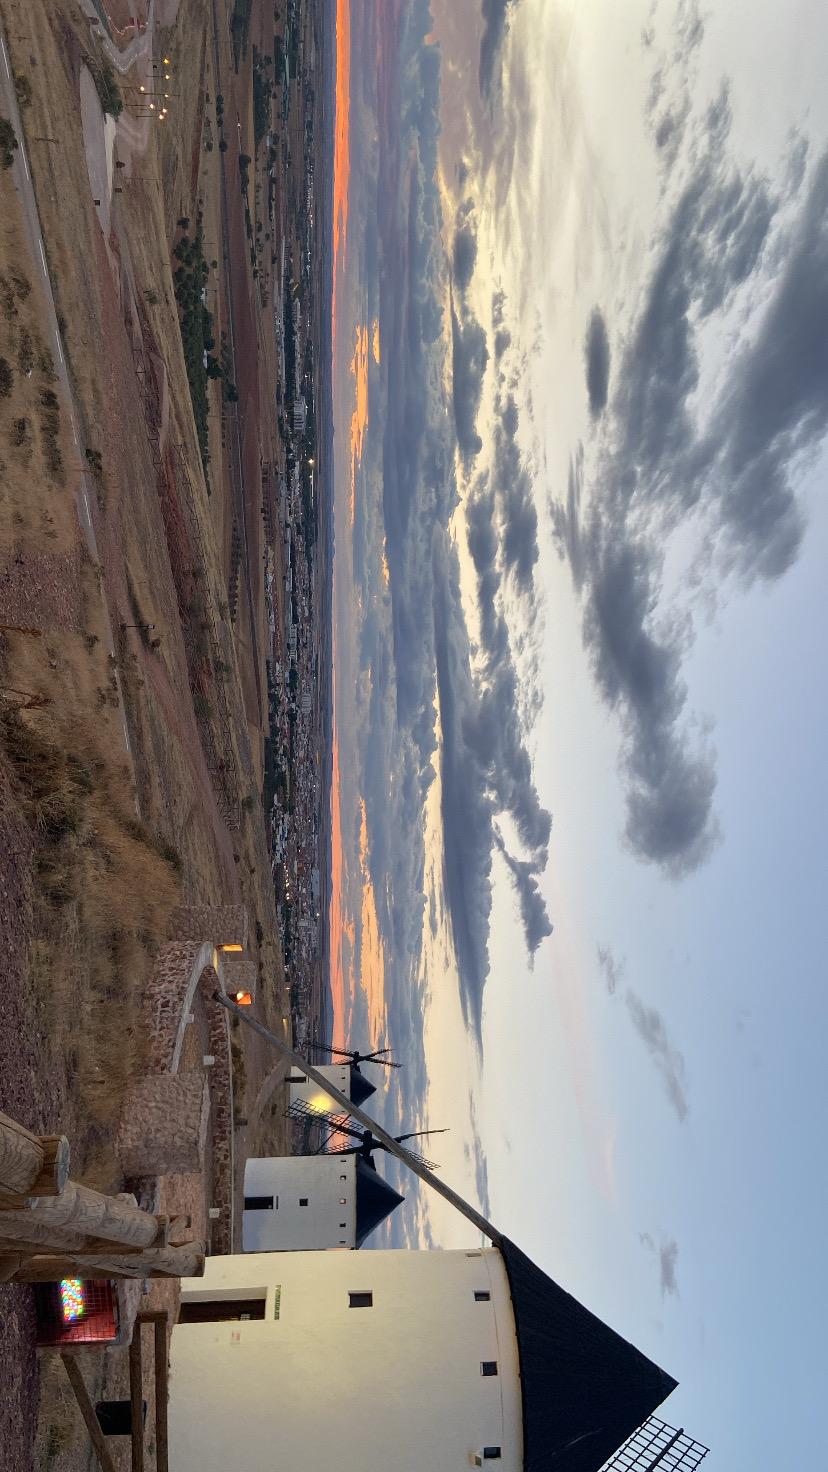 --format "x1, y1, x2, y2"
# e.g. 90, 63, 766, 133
2, 1182, 168, 1249
129, 1320, 144, 1472
60, 1354, 118, 1472
9, 1243, 206, 1281
0, 1112, 70, 1197
214, 992, 502, 1245
138, 1312, 170, 1472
